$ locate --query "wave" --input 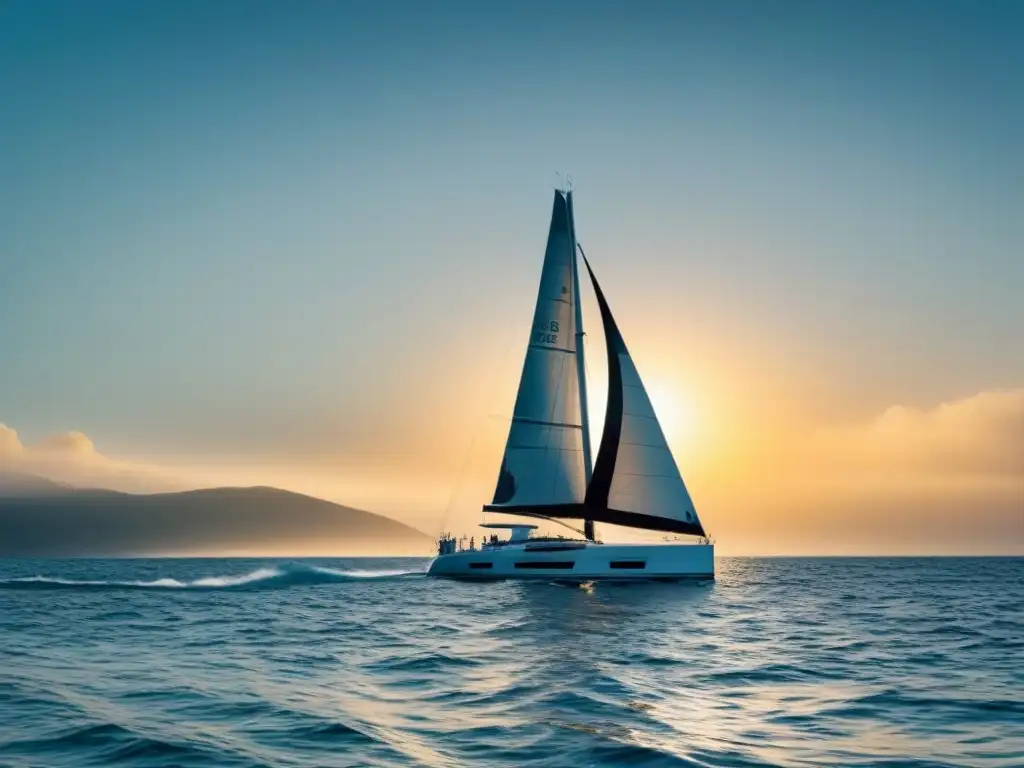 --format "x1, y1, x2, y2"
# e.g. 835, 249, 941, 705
0, 563, 425, 591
